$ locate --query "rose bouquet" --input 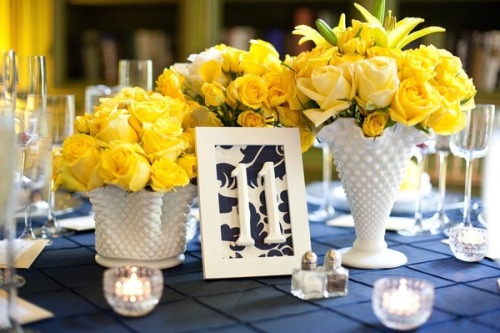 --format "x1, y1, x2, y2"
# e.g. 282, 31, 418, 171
287, 0, 476, 137
155, 39, 316, 152
52, 87, 198, 193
